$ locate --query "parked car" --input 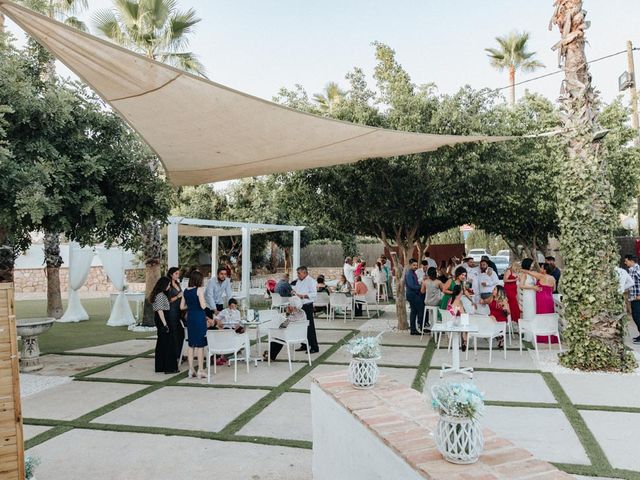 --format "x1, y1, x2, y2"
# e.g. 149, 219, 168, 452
496, 249, 510, 259
490, 255, 509, 278
468, 248, 490, 262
